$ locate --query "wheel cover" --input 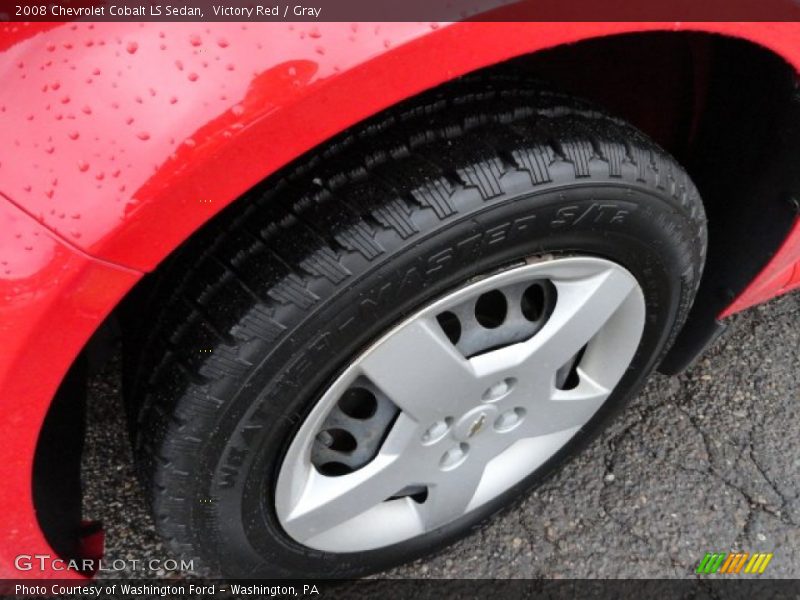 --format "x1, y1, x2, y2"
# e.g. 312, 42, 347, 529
275, 256, 646, 552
